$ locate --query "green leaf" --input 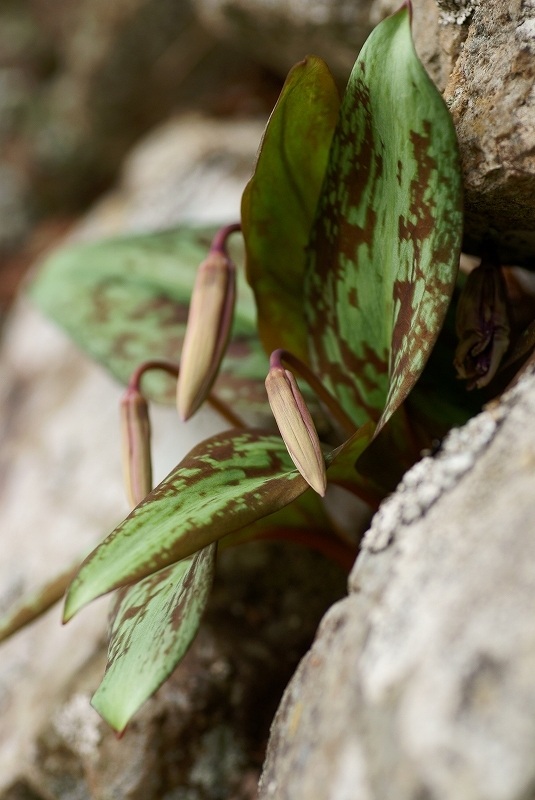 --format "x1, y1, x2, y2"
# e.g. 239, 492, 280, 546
64, 430, 308, 621
91, 544, 216, 733
325, 421, 386, 507
242, 56, 340, 363
29, 226, 271, 423
305, 5, 463, 431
